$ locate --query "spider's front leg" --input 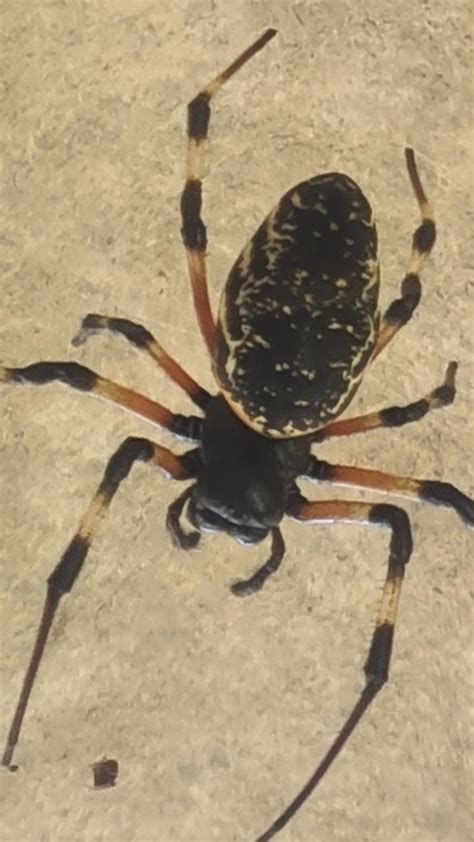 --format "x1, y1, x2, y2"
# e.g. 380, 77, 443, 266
1, 436, 196, 771
256, 496, 413, 842
291, 497, 412, 684
0, 361, 202, 440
